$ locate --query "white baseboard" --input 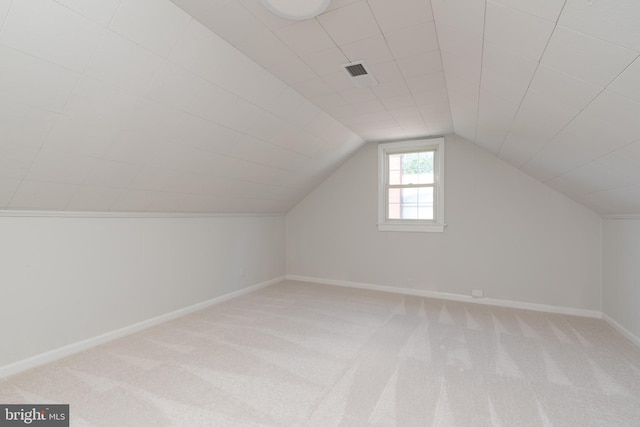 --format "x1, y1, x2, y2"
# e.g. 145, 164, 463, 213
0, 276, 284, 380
286, 275, 602, 319
602, 313, 640, 348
